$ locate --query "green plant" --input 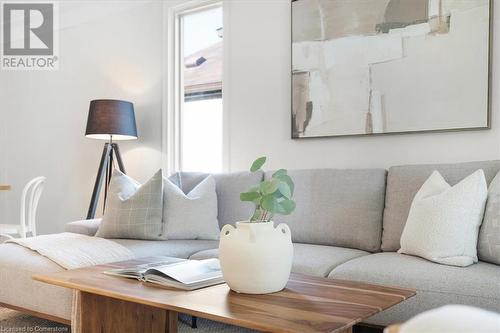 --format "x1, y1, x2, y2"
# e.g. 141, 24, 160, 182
240, 156, 296, 222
